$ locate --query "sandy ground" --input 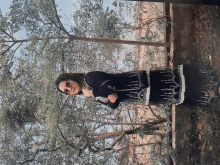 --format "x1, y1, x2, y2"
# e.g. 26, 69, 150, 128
128, 2, 168, 164
137, 2, 166, 70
